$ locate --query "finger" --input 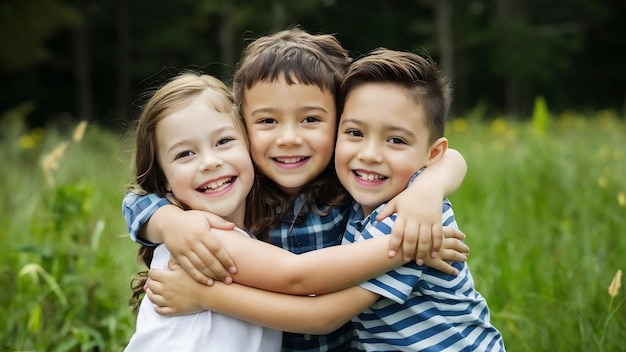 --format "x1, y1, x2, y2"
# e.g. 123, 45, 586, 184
399, 219, 418, 262
196, 220, 238, 277
167, 259, 181, 271
203, 237, 237, 277
441, 238, 469, 256
427, 259, 459, 276
148, 268, 166, 283
430, 224, 444, 258
376, 201, 394, 222
414, 224, 432, 265
177, 255, 213, 286
196, 251, 233, 284
440, 247, 468, 263
153, 304, 175, 317
146, 288, 163, 305
204, 212, 235, 231
143, 277, 150, 291
184, 243, 215, 276
387, 216, 405, 258
443, 226, 466, 241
